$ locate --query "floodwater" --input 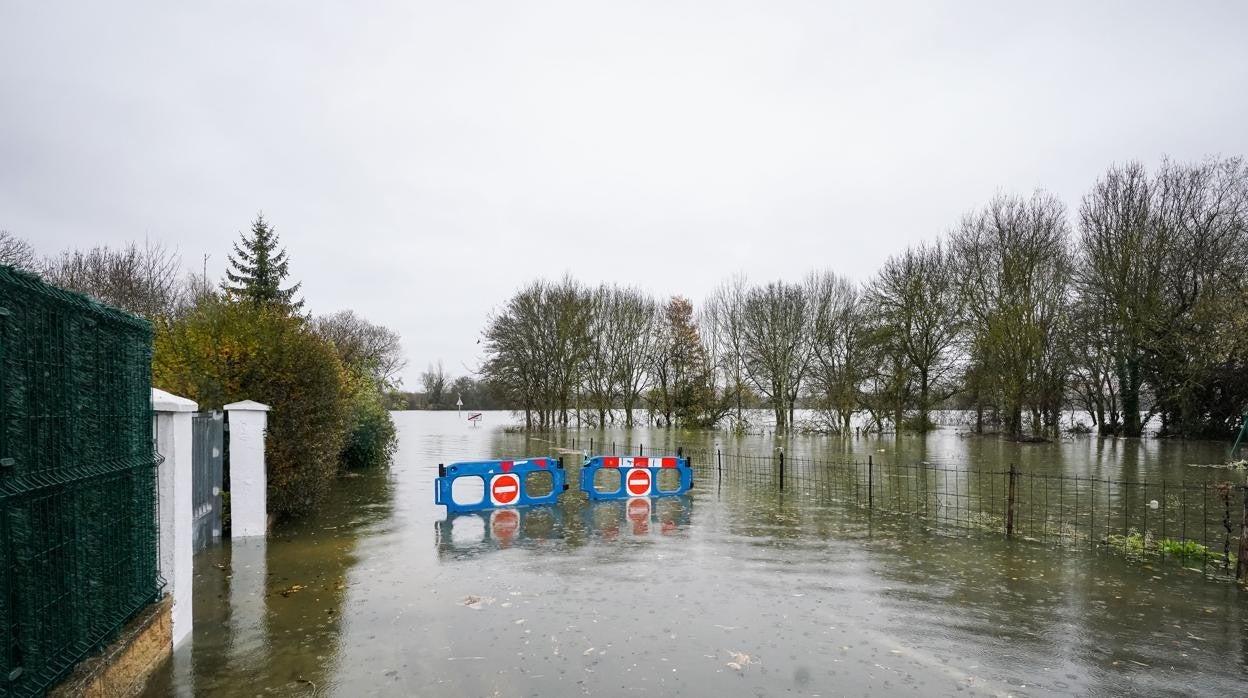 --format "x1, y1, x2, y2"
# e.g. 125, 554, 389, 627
144, 411, 1248, 697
